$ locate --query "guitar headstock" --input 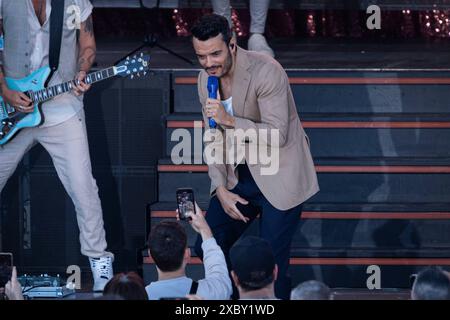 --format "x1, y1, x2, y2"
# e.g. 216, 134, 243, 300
115, 53, 150, 79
